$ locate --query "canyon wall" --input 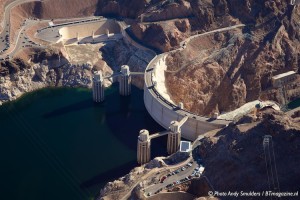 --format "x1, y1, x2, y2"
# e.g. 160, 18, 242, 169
165, 1, 300, 116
